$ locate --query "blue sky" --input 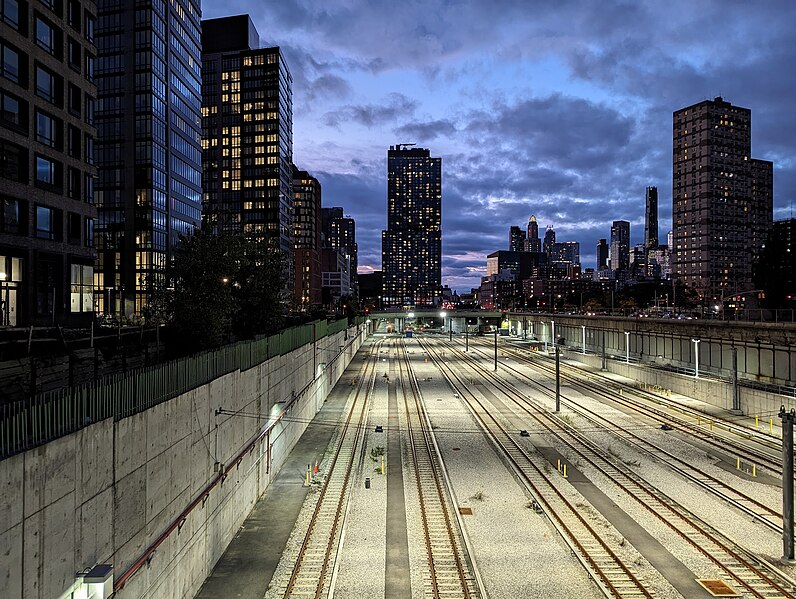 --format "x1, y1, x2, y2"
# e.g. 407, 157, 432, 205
205, 0, 796, 293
